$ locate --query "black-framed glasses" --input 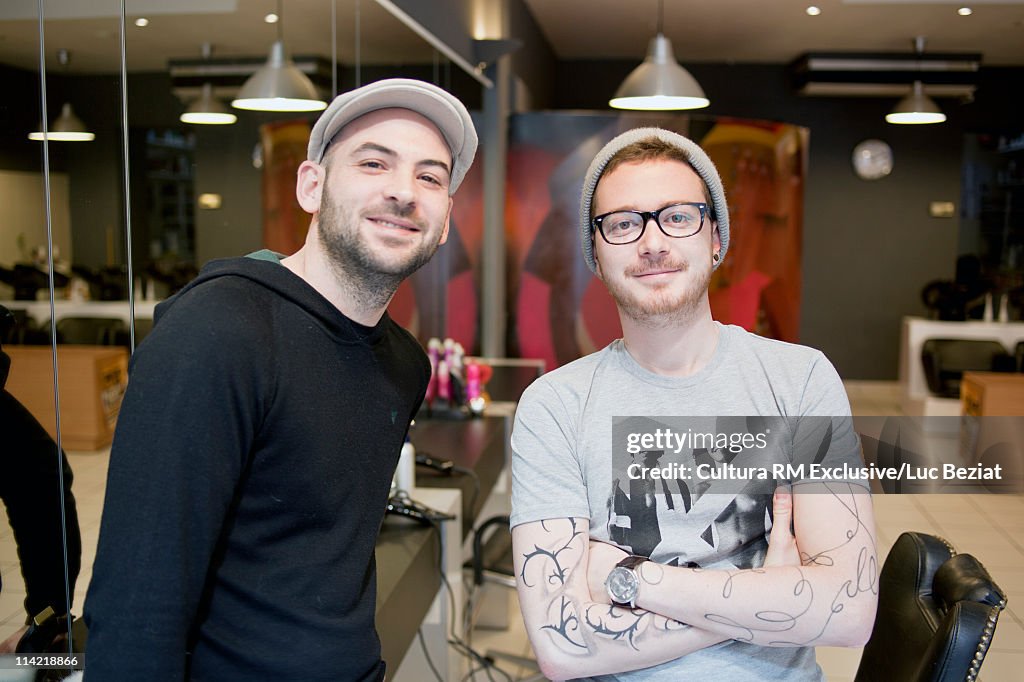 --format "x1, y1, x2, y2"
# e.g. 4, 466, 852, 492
593, 202, 709, 245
